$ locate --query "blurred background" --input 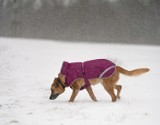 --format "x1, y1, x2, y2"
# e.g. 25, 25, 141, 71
0, 0, 160, 45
